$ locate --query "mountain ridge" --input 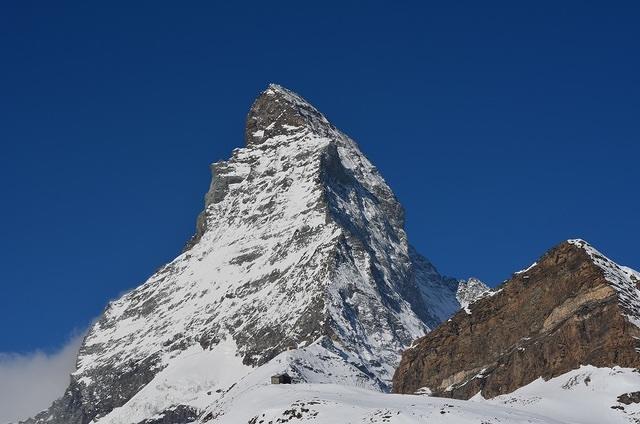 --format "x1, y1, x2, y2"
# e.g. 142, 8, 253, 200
393, 238, 640, 399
